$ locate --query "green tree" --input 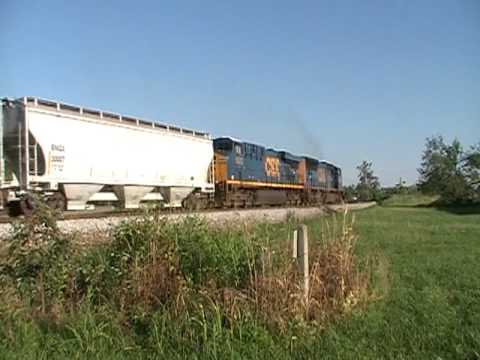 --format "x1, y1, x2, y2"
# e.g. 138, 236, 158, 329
356, 161, 380, 201
418, 136, 477, 203
464, 143, 480, 200
394, 177, 408, 195
343, 184, 358, 202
